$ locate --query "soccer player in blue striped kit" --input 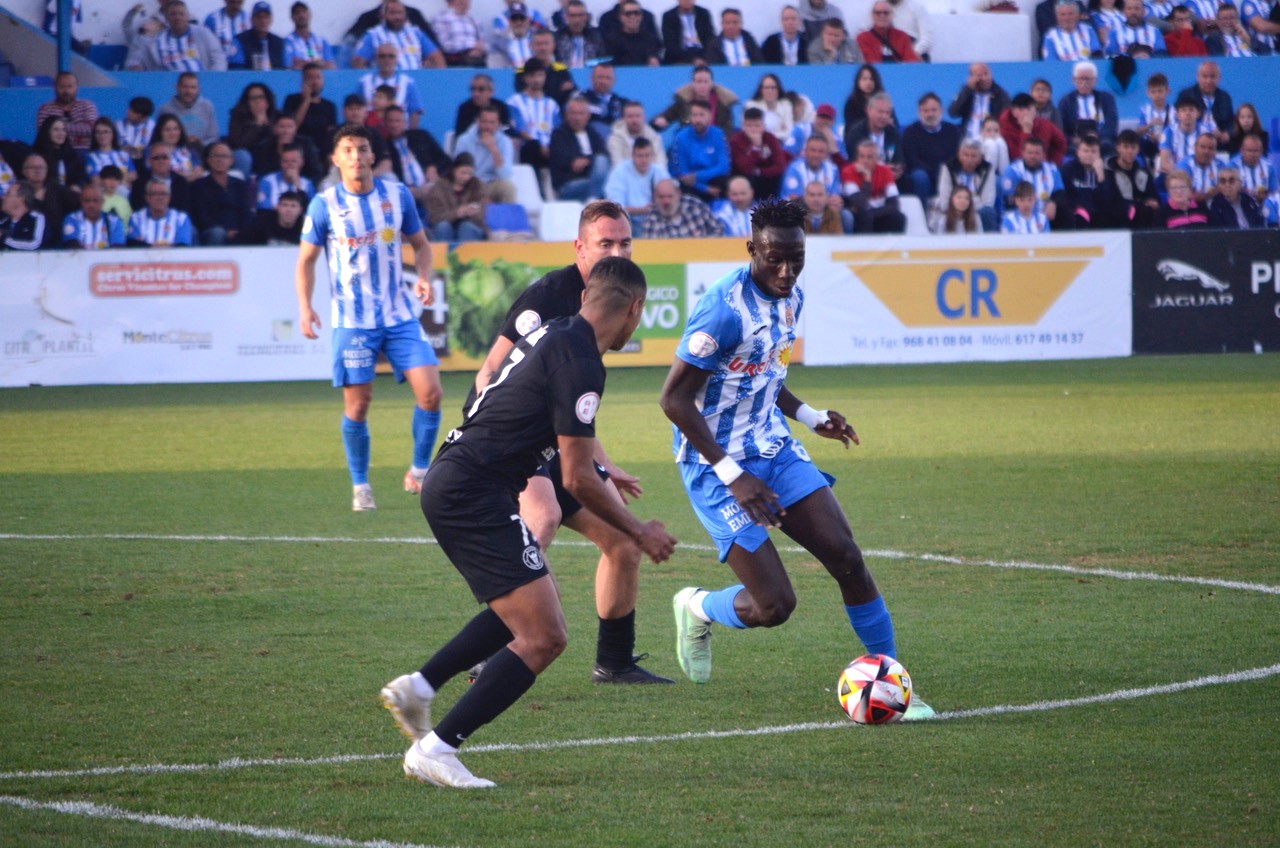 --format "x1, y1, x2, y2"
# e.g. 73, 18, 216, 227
295, 123, 443, 510
659, 197, 933, 719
